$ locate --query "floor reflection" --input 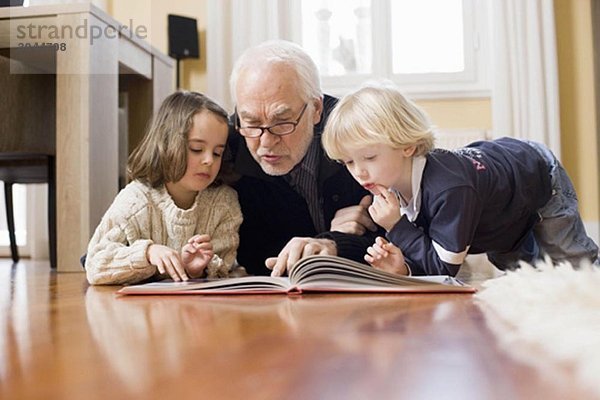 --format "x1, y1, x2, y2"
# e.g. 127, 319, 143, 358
87, 291, 494, 400
85, 287, 297, 394
277, 295, 495, 400
0, 262, 52, 385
